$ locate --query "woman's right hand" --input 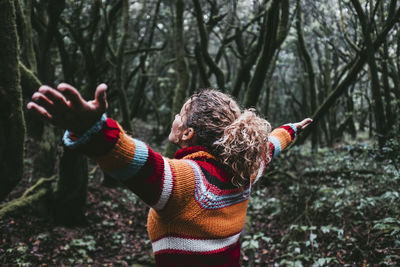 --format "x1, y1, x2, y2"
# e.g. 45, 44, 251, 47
27, 83, 108, 135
